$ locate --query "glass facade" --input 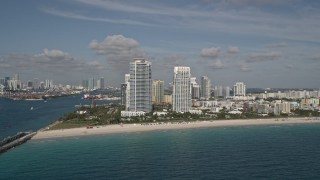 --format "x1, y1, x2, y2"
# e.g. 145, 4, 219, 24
129, 58, 152, 112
